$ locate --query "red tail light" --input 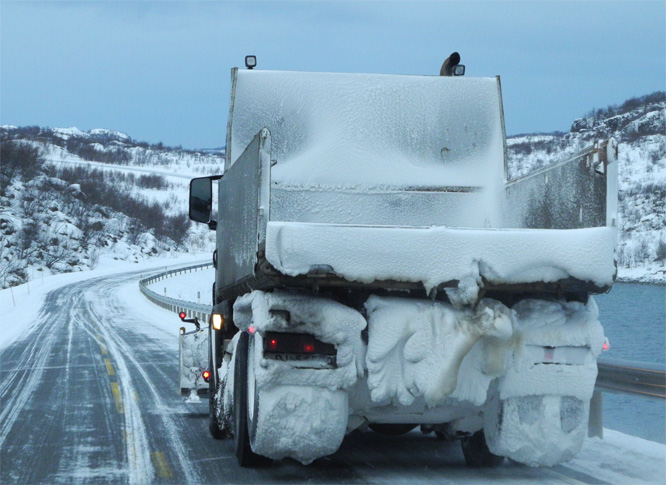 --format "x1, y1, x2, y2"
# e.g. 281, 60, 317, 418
202, 370, 211, 381
303, 342, 315, 353
248, 326, 257, 334
261, 331, 336, 357
179, 312, 186, 320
